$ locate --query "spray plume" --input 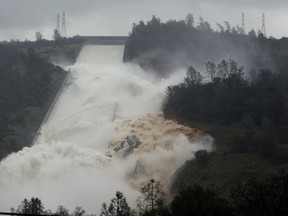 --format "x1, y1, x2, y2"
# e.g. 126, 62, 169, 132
0, 45, 214, 213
